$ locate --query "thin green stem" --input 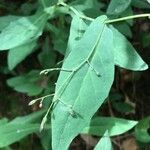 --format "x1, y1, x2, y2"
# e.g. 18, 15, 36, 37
106, 13, 150, 23
57, 2, 150, 23
58, 1, 93, 21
